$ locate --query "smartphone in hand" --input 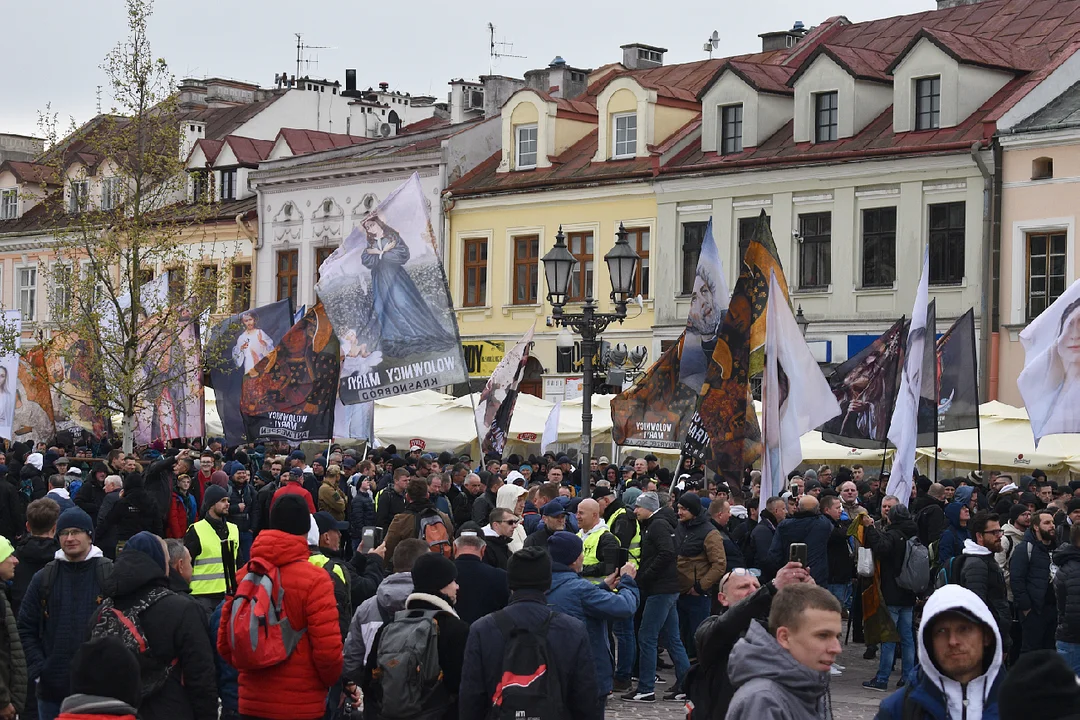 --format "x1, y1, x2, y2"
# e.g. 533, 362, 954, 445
789, 542, 808, 568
